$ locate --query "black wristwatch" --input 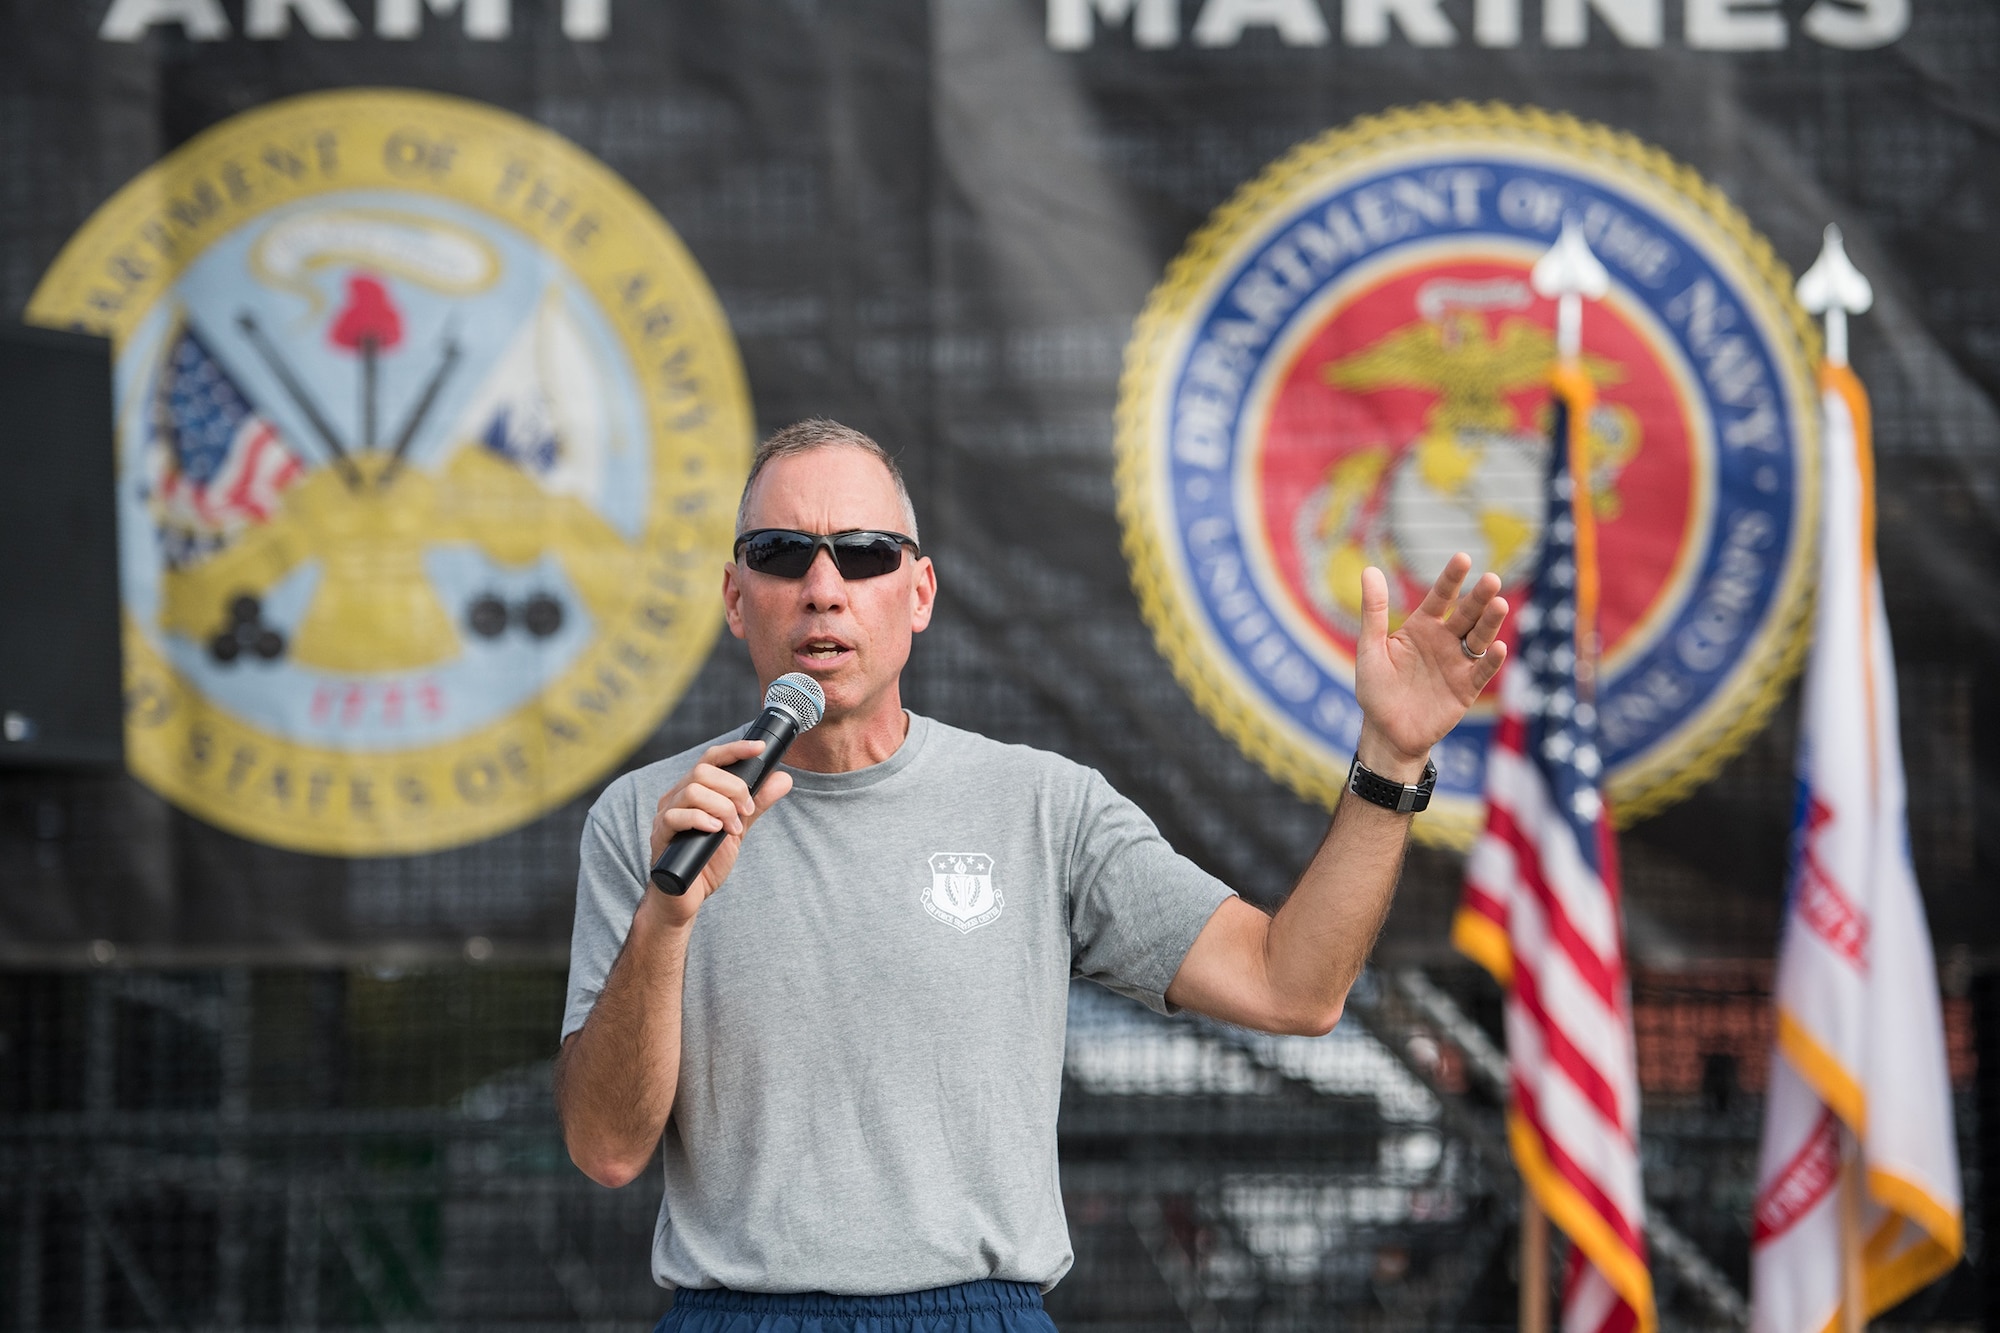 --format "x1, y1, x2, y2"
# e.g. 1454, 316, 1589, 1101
1346, 753, 1438, 814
